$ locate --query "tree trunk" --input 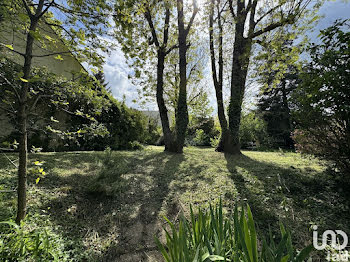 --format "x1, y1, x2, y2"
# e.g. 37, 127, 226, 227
174, 0, 190, 153
16, 17, 38, 224
227, 8, 252, 155
209, 0, 231, 152
156, 49, 176, 151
